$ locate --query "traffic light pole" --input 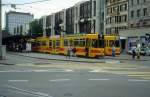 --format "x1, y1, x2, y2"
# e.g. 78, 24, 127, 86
0, 0, 2, 45
0, 0, 6, 60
